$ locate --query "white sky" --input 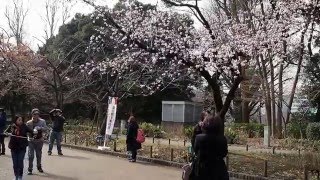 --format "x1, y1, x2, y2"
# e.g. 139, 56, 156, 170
0, 0, 304, 95
0, 0, 163, 50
